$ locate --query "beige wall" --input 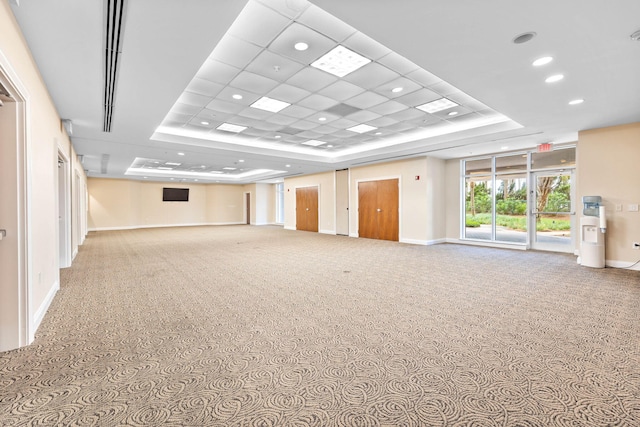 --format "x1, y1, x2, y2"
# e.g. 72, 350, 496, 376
578, 122, 640, 267
1, 1, 87, 348
284, 171, 335, 233
88, 178, 250, 230
445, 159, 462, 240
